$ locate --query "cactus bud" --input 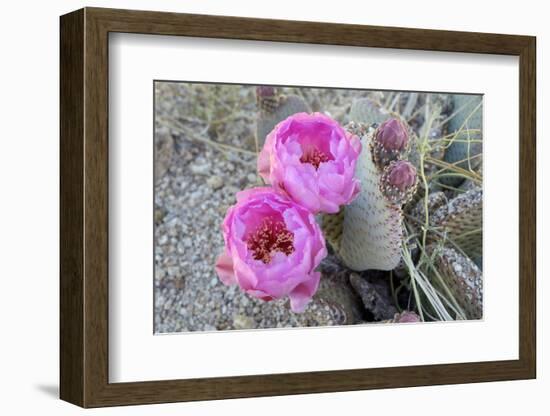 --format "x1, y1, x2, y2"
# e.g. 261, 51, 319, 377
380, 160, 417, 204
256, 85, 275, 98
256, 86, 279, 114
377, 118, 408, 151
371, 118, 409, 168
393, 311, 420, 323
